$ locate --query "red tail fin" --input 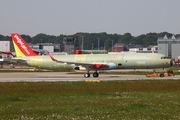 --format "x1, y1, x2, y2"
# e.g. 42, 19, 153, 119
11, 33, 38, 57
